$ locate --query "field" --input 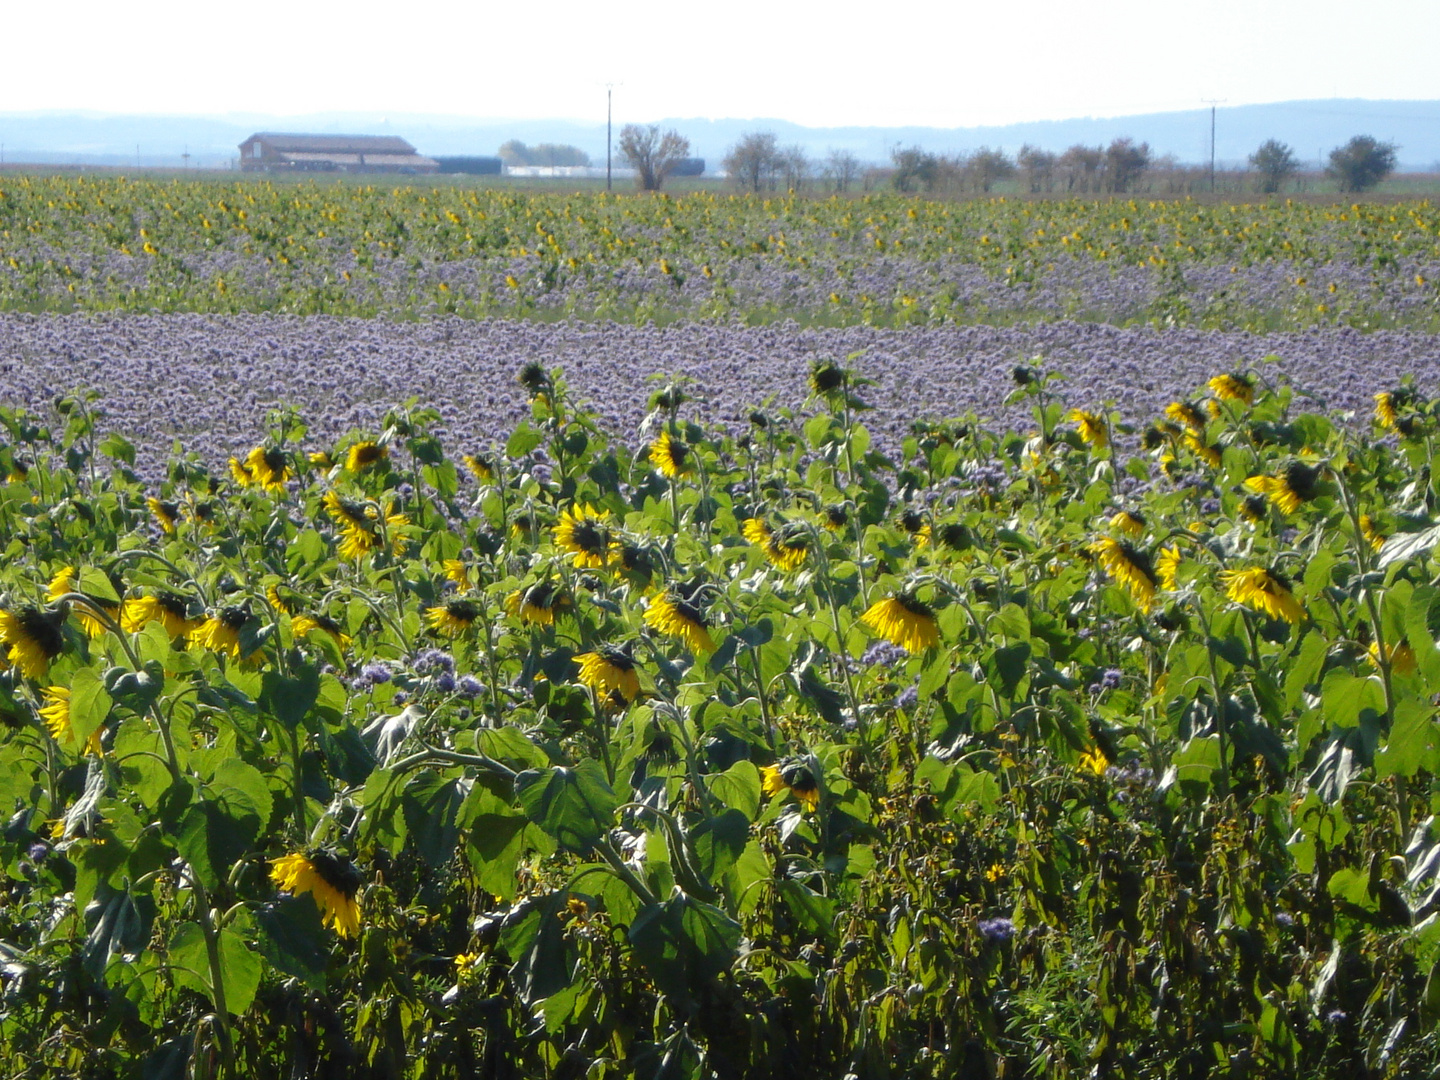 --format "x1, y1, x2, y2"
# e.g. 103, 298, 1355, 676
5, 179, 1440, 1079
